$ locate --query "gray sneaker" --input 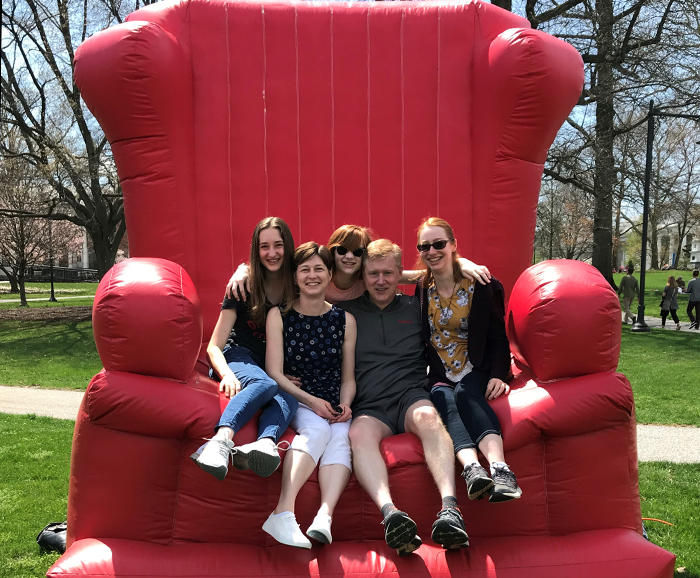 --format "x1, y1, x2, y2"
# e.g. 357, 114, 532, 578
190, 438, 234, 481
234, 439, 281, 477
